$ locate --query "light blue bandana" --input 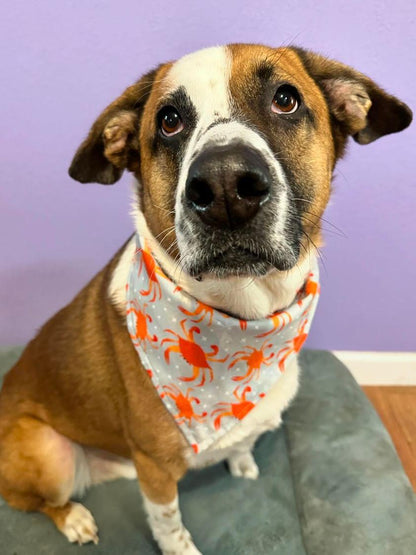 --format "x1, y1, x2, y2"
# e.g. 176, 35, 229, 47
126, 235, 320, 453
